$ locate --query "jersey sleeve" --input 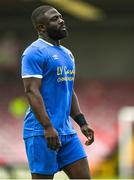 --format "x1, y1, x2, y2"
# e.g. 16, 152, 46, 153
21, 47, 46, 79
